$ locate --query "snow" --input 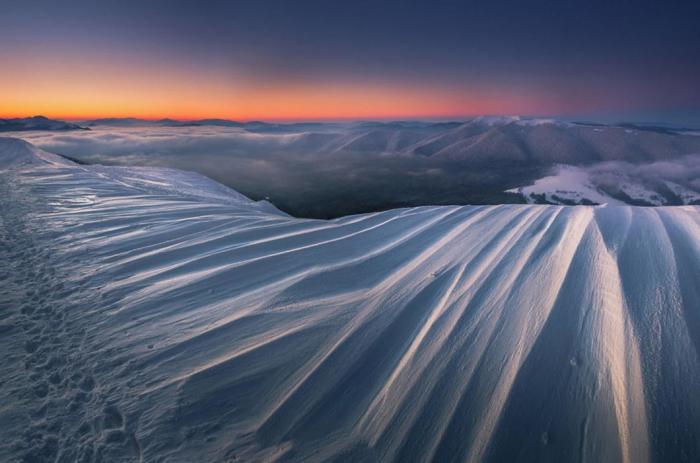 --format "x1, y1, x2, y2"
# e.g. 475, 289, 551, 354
508, 164, 625, 205
0, 137, 72, 169
469, 115, 522, 126
510, 162, 700, 206
665, 181, 700, 204
469, 115, 566, 127
515, 117, 571, 127
2, 137, 700, 462
618, 181, 665, 206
